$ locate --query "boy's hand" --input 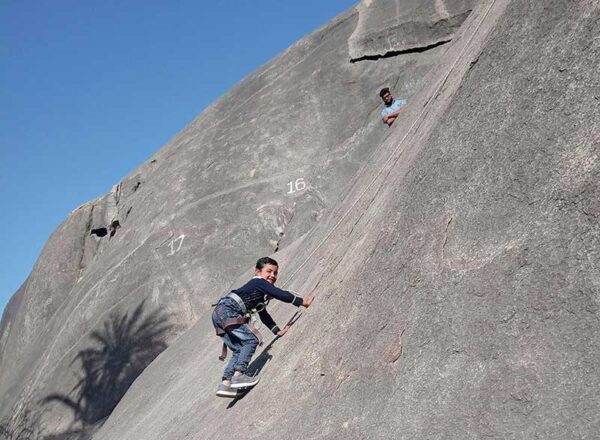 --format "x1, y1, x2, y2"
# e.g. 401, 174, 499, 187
277, 325, 291, 337
302, 293, 316, 308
